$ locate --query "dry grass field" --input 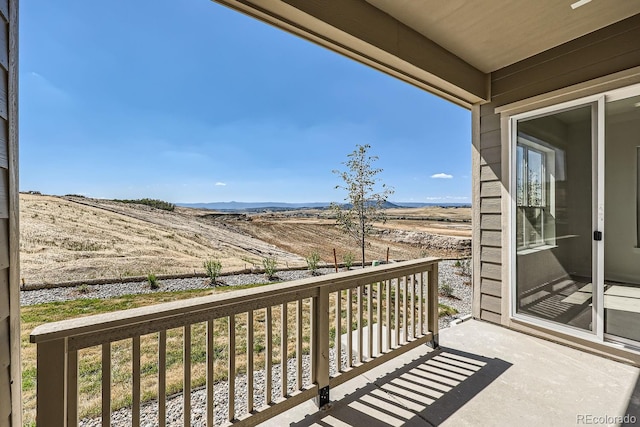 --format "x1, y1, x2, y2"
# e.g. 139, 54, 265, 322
19, 193, 470, 285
